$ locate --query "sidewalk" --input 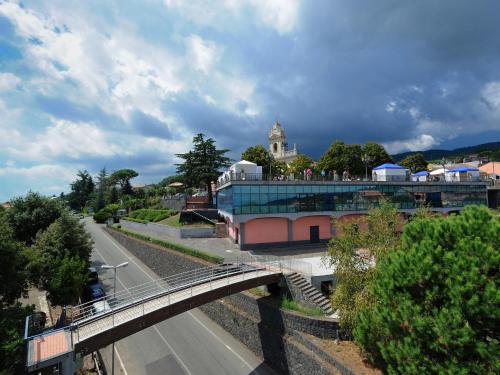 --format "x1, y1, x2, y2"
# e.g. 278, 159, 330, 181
19, 289, 54, 326
116, 223, 327, 260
